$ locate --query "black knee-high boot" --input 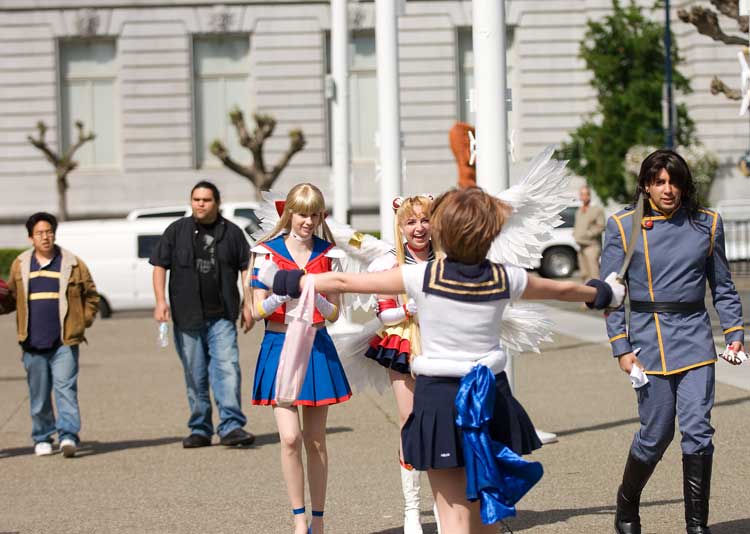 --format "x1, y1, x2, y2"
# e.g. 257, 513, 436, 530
614, 453, 658, 534
683, 454, 712, 534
